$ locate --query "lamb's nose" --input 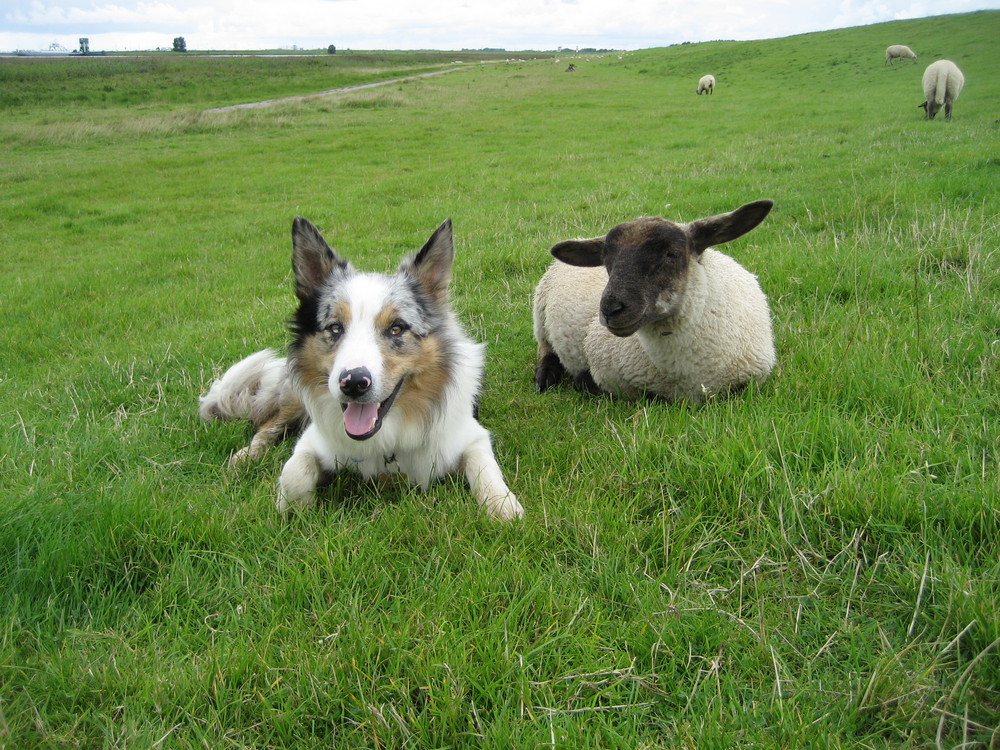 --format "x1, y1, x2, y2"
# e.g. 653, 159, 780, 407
601, 294, 626, 320
339, 367, 372, 398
